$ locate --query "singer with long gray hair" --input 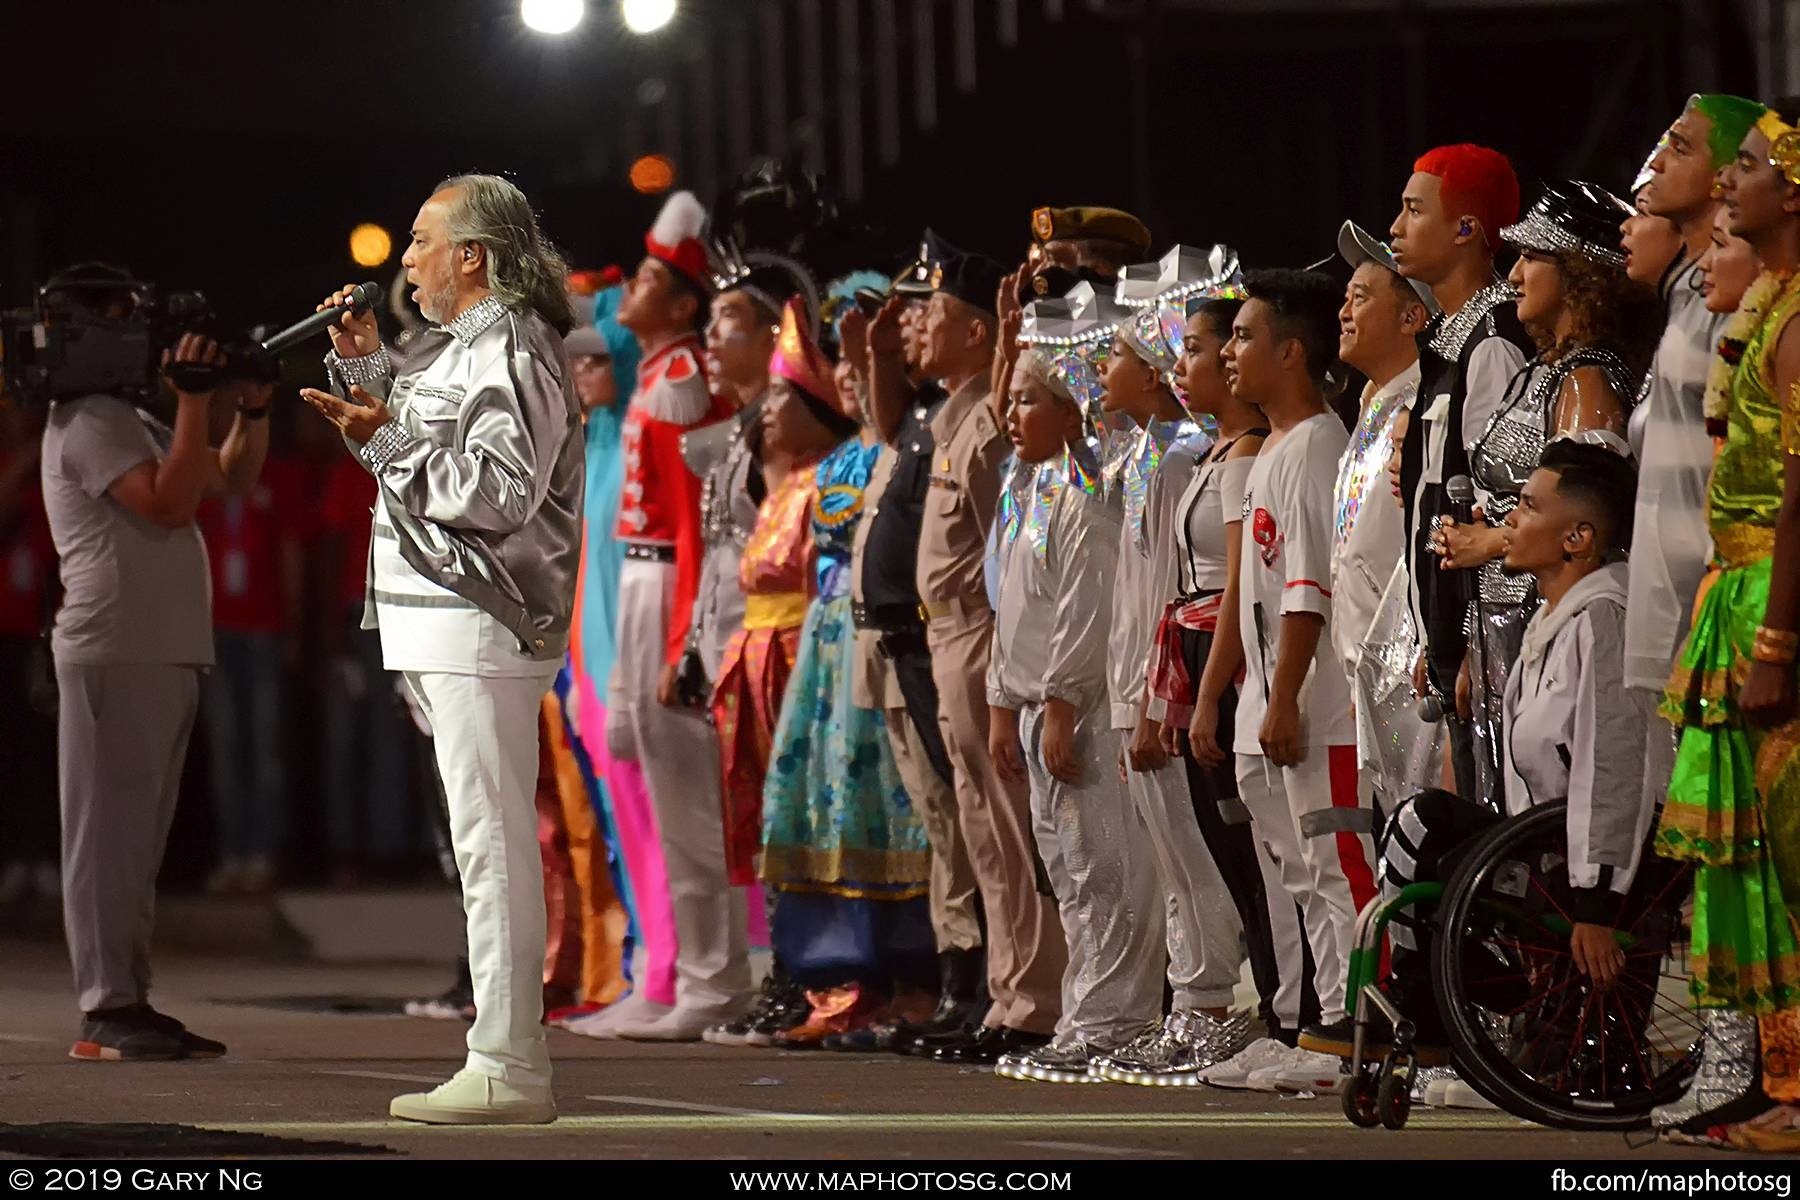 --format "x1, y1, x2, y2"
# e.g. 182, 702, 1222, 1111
300, 172, 584, 1125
